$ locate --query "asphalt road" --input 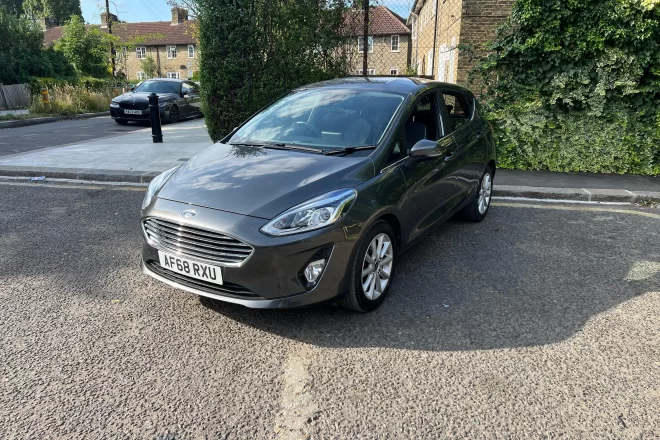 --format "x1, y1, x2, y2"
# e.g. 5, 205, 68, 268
0, 117, 144, 157
1, 182, 659, 438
